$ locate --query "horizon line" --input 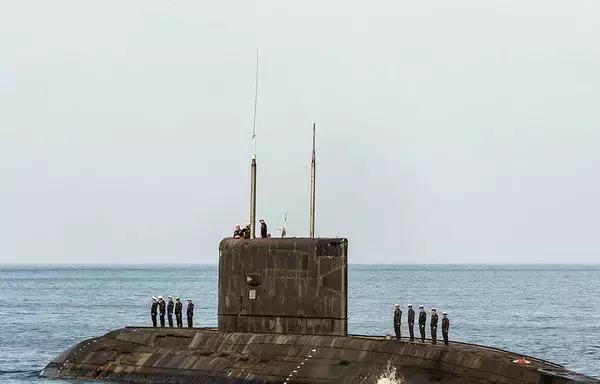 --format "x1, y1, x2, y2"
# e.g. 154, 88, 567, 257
1, 262, 599, 268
